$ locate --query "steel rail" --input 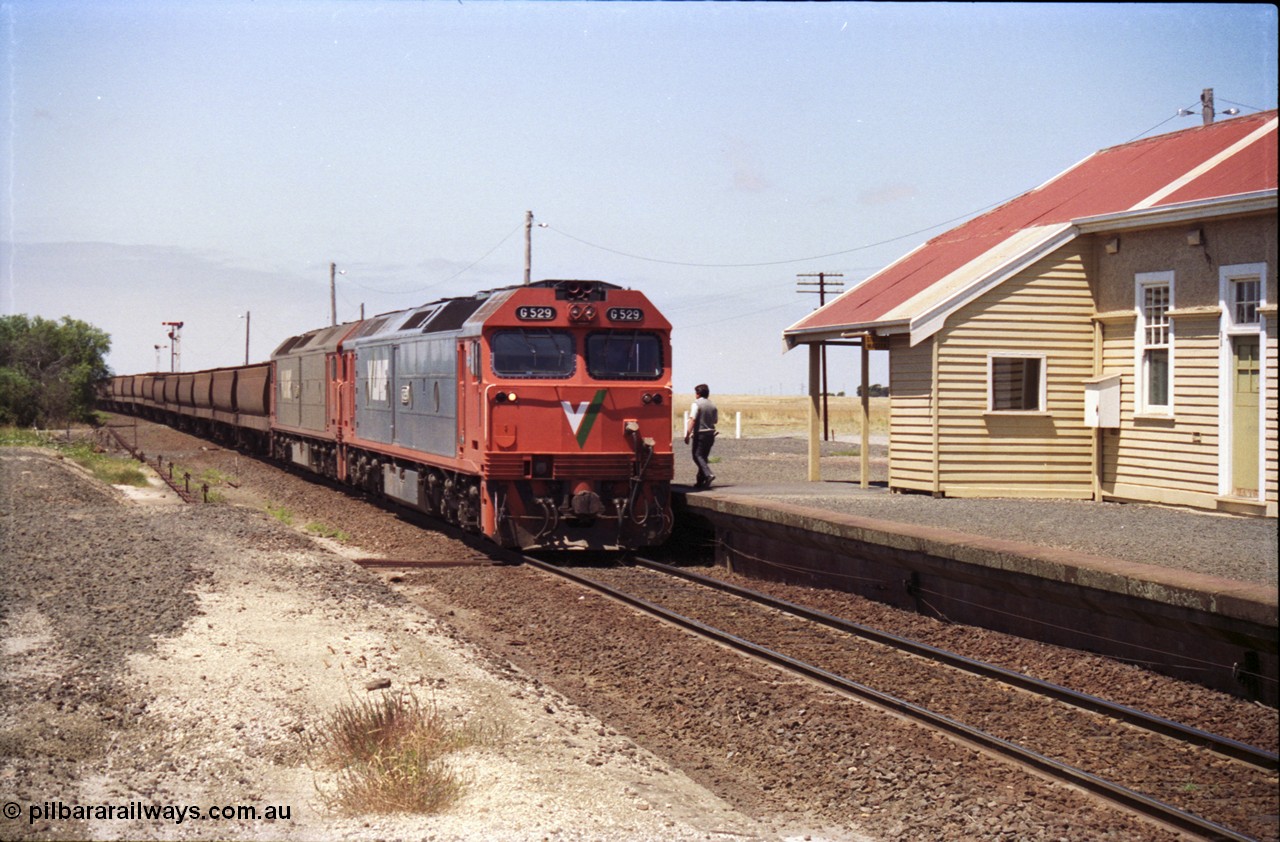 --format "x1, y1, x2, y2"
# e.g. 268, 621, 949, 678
637, 557, 1278, 773
521, 555, 1255, 842
104, 424, 196, 503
